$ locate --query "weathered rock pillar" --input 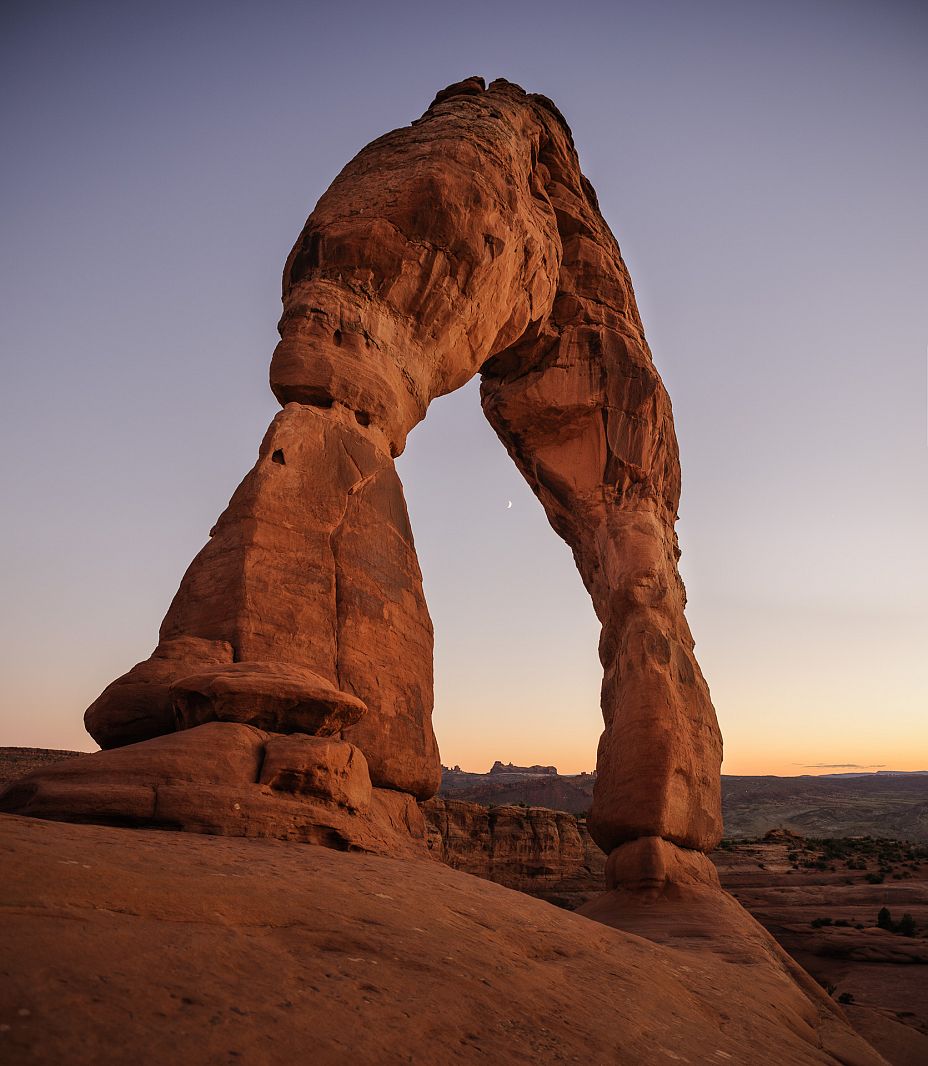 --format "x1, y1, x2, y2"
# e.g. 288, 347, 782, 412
11, 77, 722, 866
